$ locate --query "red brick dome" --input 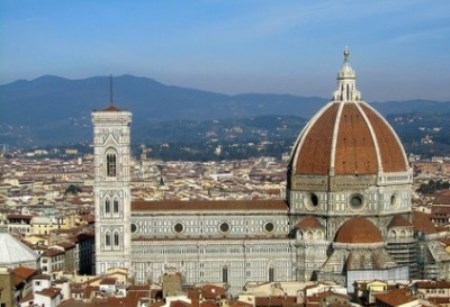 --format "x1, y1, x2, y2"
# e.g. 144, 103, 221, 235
290, 49, 408, 177
290, 101, 408, 176
335, 217, 383, 244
